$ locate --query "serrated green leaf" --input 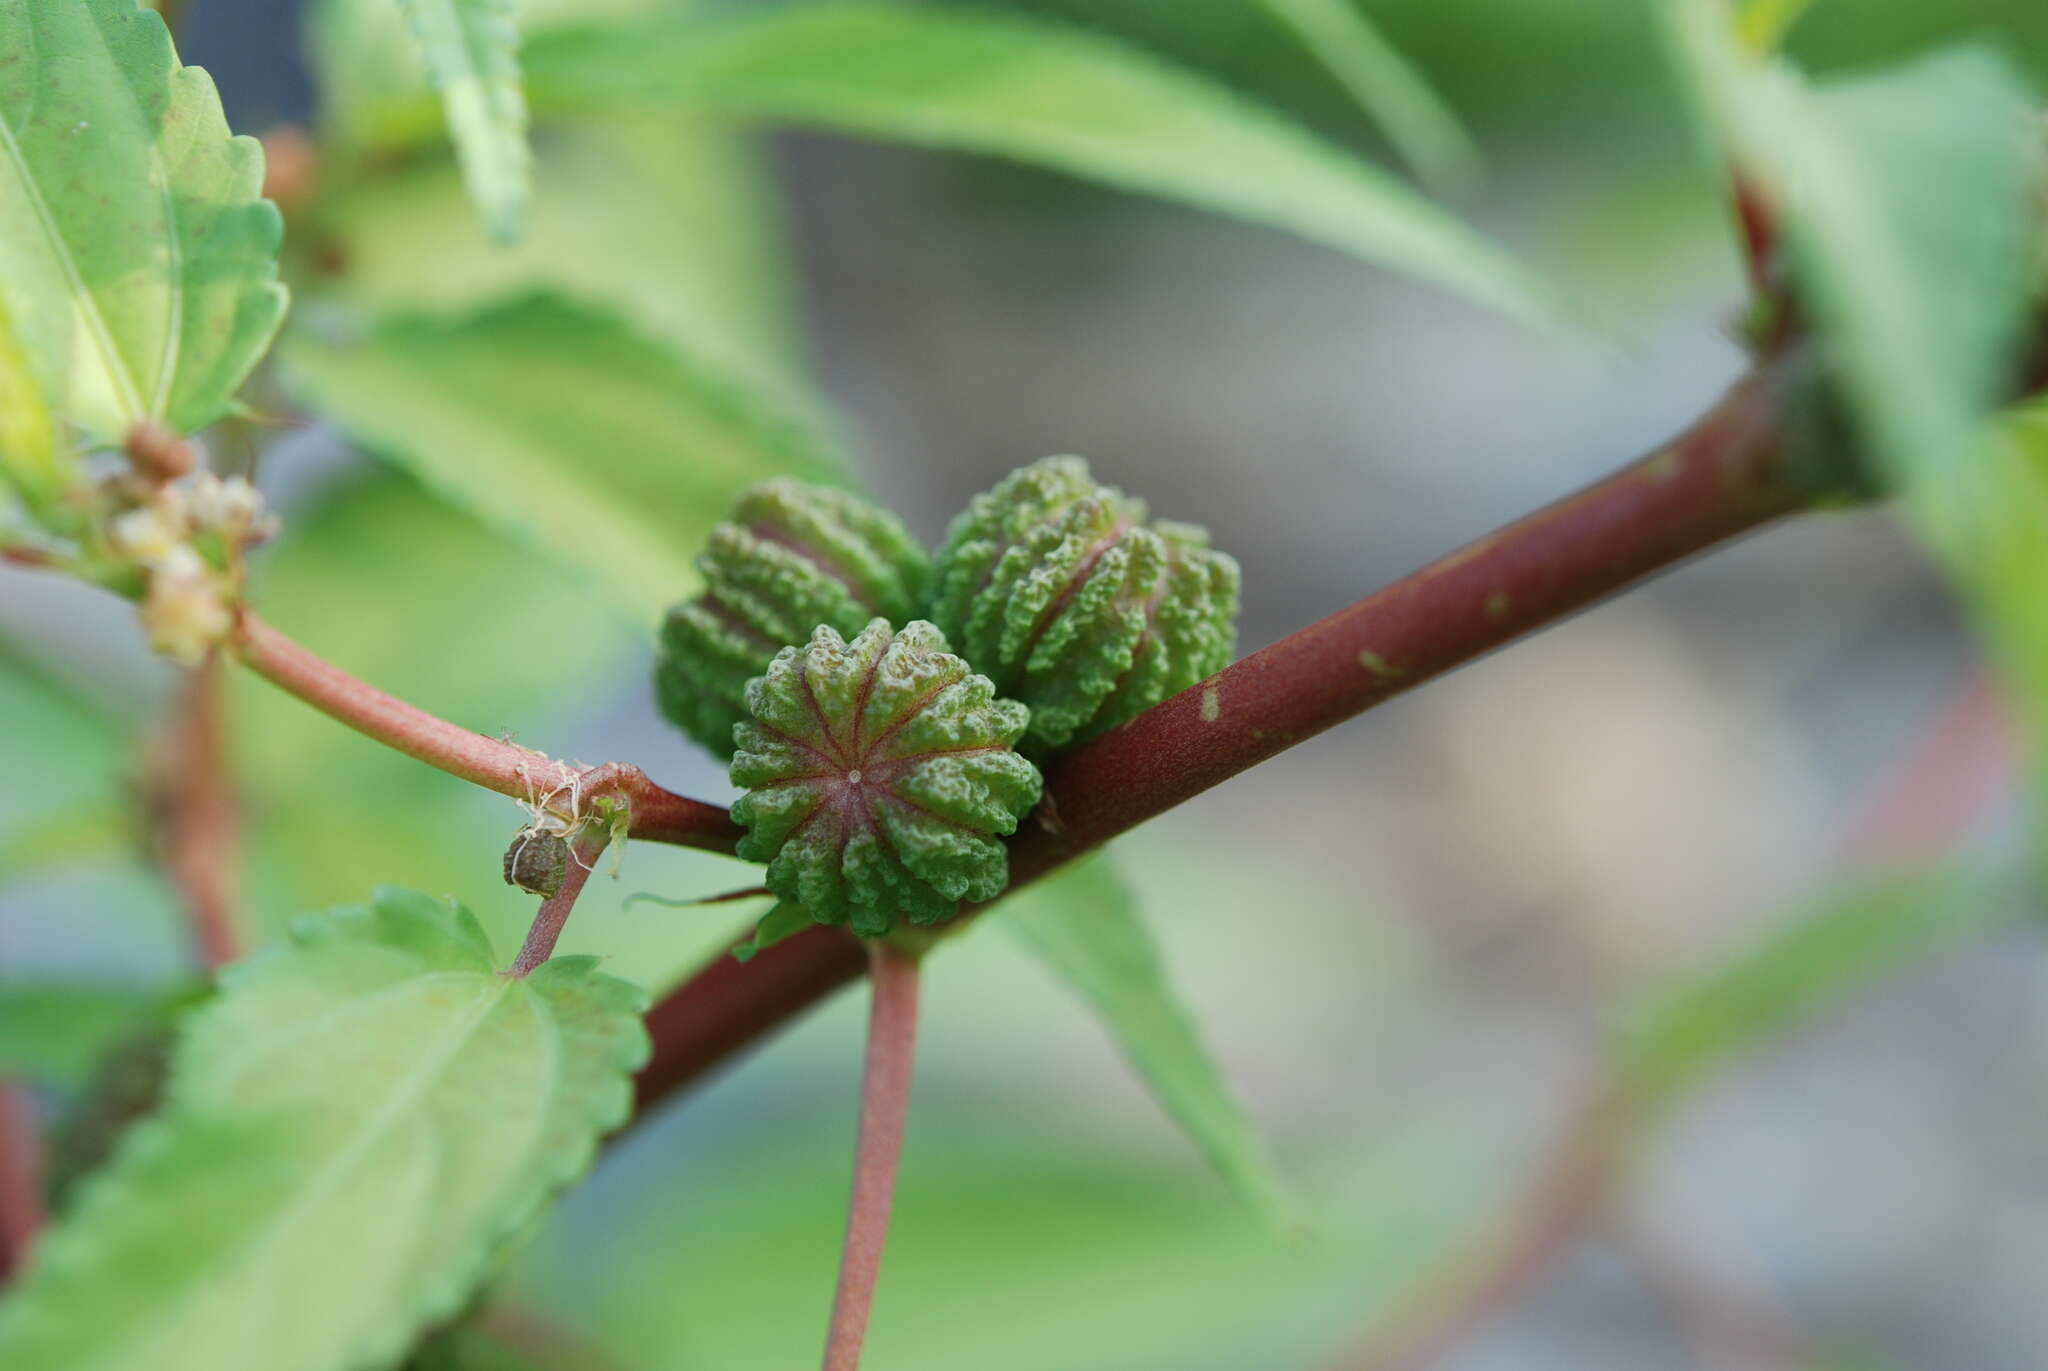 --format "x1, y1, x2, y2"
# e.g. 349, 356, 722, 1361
0, 888, 650, 1371
1250, 0, 1480, 192
523, 2, 1558, 325
281, 294, 842, 623
1617, 862, 2017, 1111
1669, 5, 2037, 531
996, 856, 1298, 1233
396, 0, 532, 243
0, 0, 287, 446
